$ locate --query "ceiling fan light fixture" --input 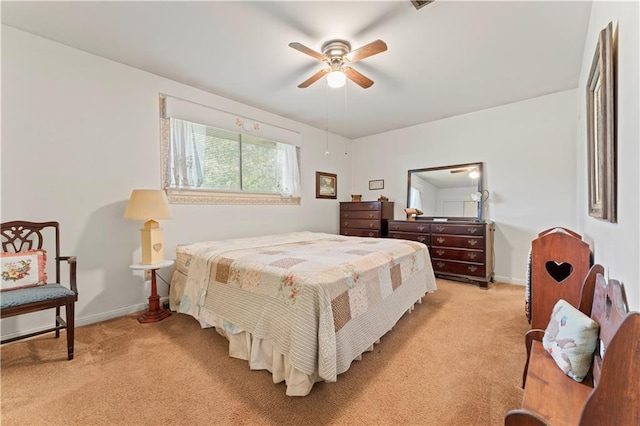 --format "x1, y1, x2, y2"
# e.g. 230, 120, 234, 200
327, 70, 346, 88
